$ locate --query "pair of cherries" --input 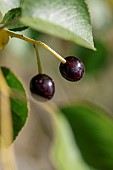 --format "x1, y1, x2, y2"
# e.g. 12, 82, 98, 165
30, 56, 85, 101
